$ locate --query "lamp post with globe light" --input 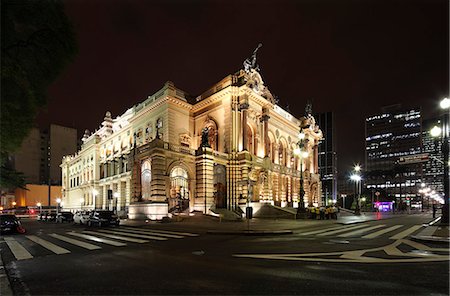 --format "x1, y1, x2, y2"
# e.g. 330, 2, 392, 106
430, 97, 450, 224
56, 198, 61, 214
351, 165, 362, 215
294, 129, 308, 218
